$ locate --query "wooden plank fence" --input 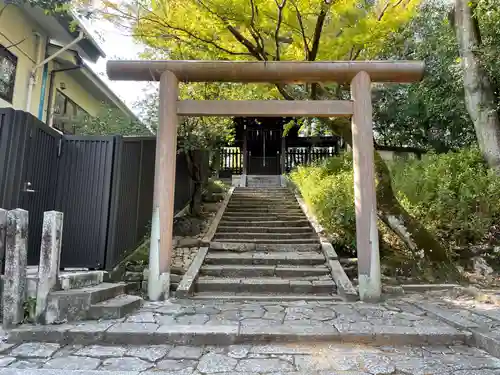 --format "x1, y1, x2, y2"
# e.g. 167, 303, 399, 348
220, 148, 242, 175
285, 147, 336, 172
